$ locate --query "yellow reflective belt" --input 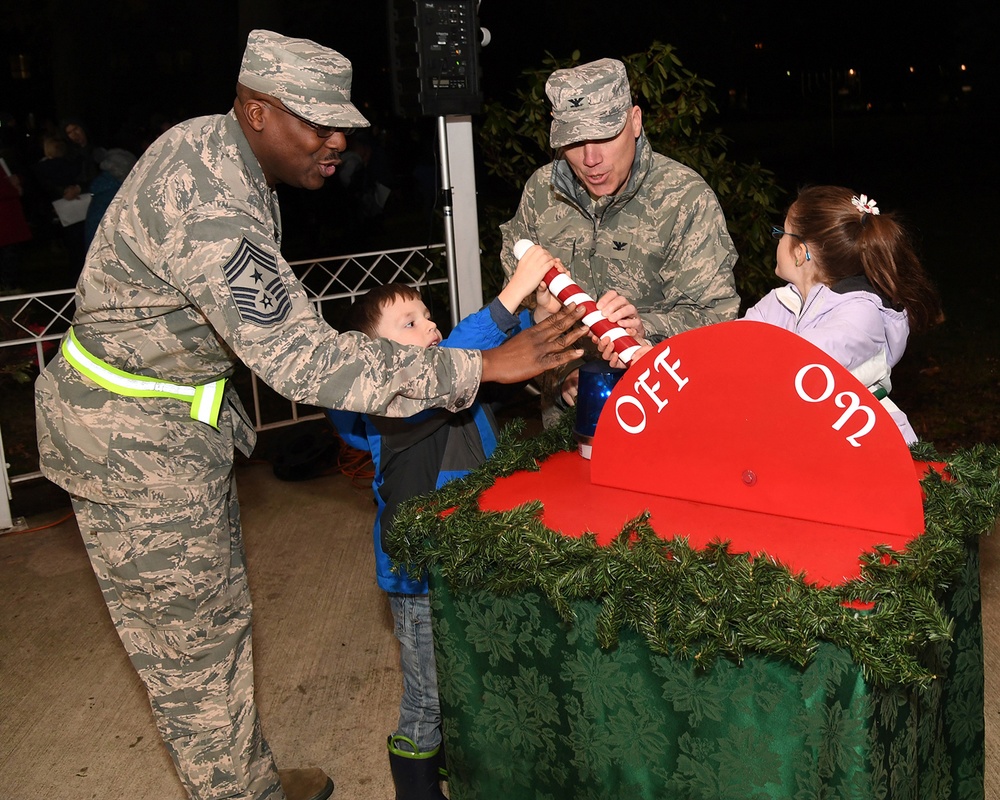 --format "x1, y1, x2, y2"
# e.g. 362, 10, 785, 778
62, 327, 226, 429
